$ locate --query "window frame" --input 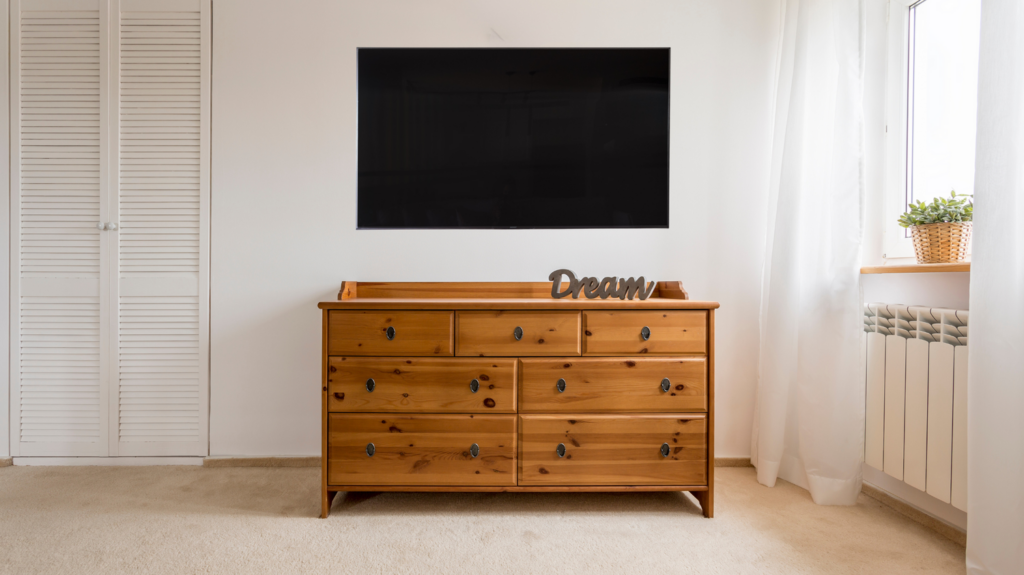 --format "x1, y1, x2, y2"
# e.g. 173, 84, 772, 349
883, 0, 919, 260
883, 0, 979, 260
